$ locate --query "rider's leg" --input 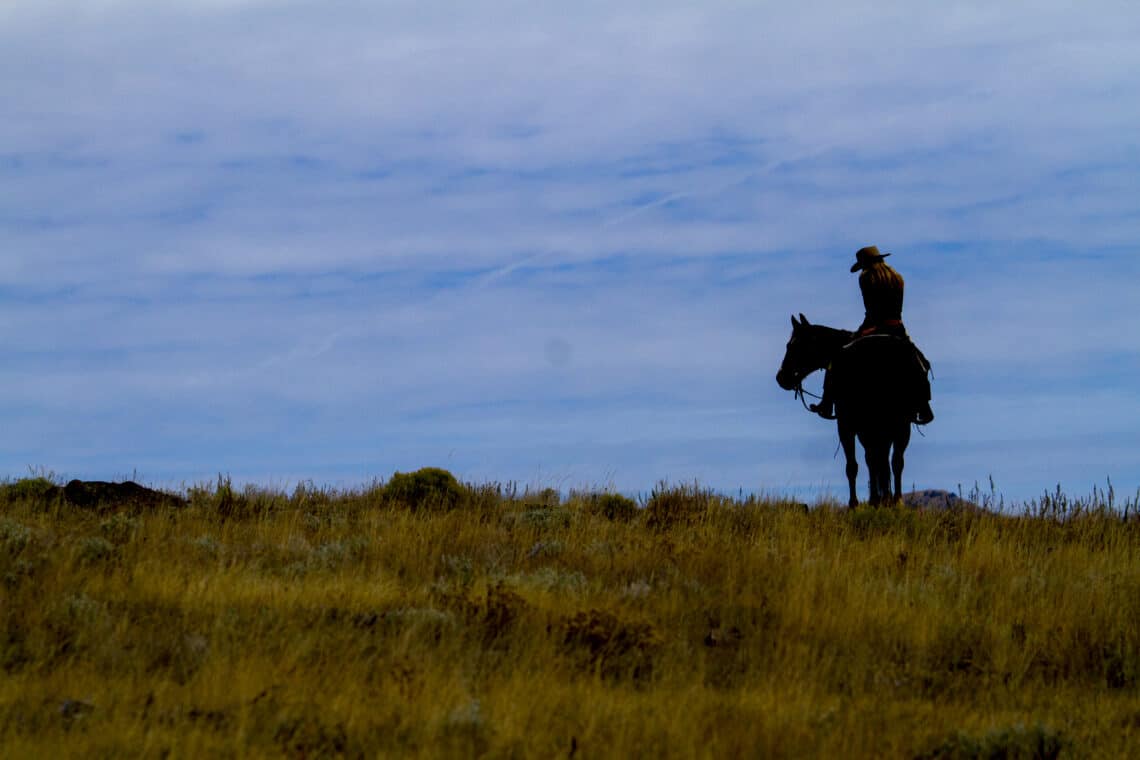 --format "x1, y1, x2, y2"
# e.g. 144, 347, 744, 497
810, 366, 836, 420
915, 399, 934, 425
